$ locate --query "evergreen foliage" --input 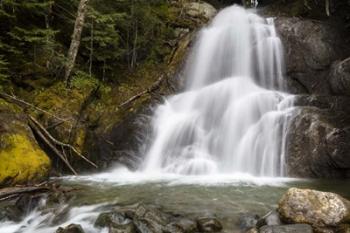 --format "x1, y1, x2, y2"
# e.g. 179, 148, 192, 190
0, 0, 176, 85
